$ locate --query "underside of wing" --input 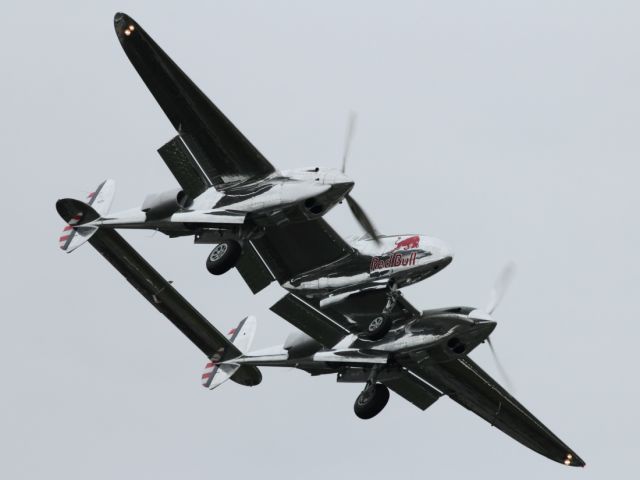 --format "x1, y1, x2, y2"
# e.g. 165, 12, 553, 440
268, 288, 421, 348
87, 228, 261, 386
248, 219, 355, 285
405, 356, 585, 467
319, 289, 421, 335
114, 13, 275, 192
270, 293, 348, 348
382, 369, 442, 411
